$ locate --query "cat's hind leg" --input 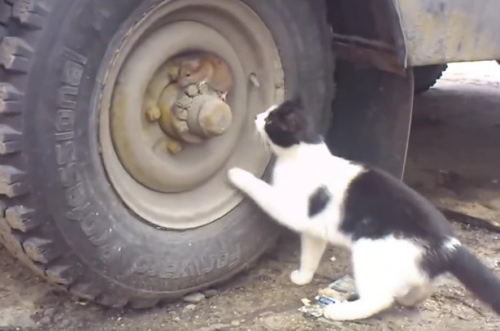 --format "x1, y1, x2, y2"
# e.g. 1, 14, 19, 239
323, 266, 396, 321
323, 254, 395, 320
325, 283, 433, 321
324, 237, 424, 321
291, 234, 328, 285
396, 283, 433, 307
